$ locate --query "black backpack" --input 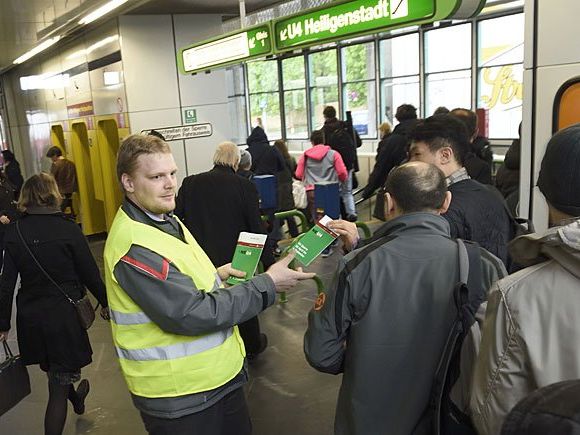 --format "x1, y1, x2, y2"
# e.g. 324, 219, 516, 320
325, 123, 357, 170
501, 380, 580, 435
418, 239, 484, 435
